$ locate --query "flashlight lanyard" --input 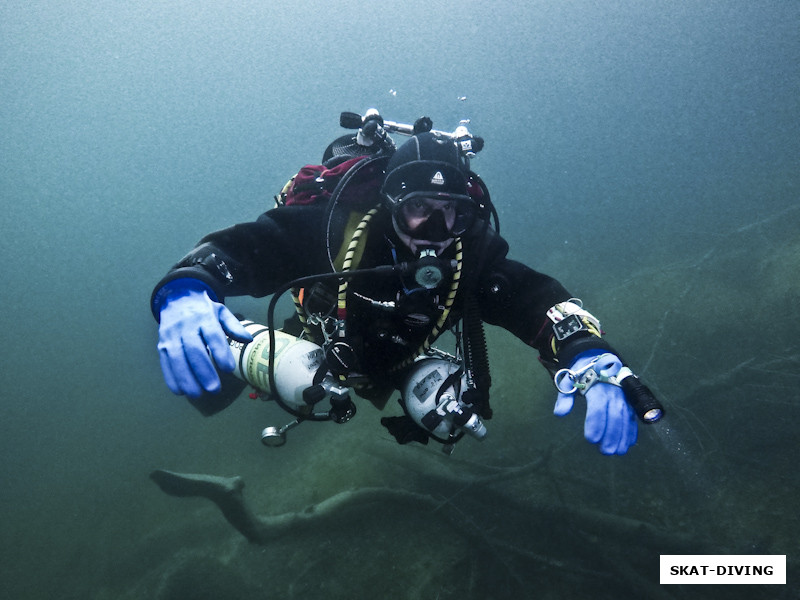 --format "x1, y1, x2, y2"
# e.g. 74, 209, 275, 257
553, 353, 624, 395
